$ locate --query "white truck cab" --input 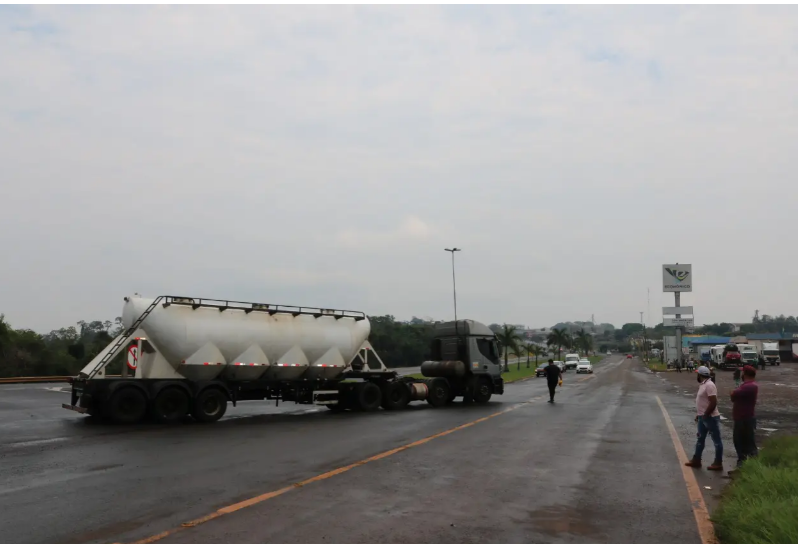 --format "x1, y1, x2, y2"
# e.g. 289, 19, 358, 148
564, 353, 580, 370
